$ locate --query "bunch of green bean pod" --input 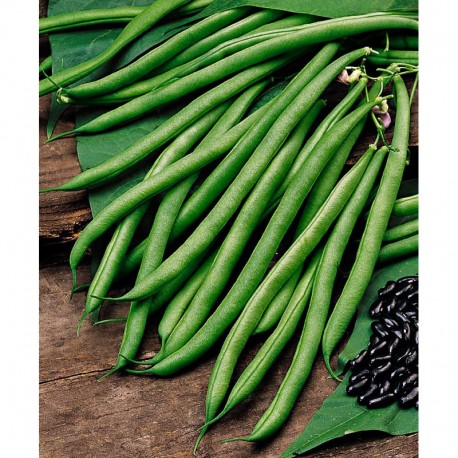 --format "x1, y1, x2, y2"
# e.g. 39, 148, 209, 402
40, 3, 418, 453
